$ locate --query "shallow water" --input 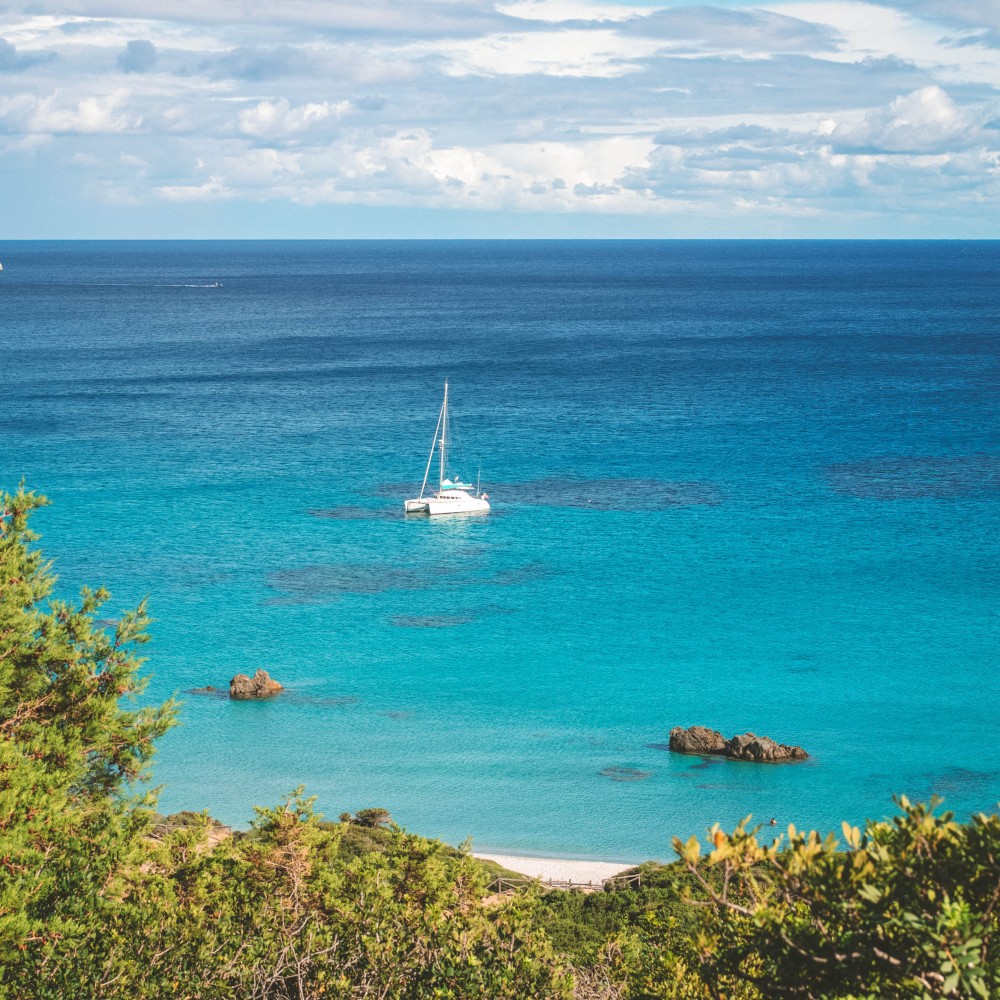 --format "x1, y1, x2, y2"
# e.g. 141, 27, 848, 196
2, 240, 998, 861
